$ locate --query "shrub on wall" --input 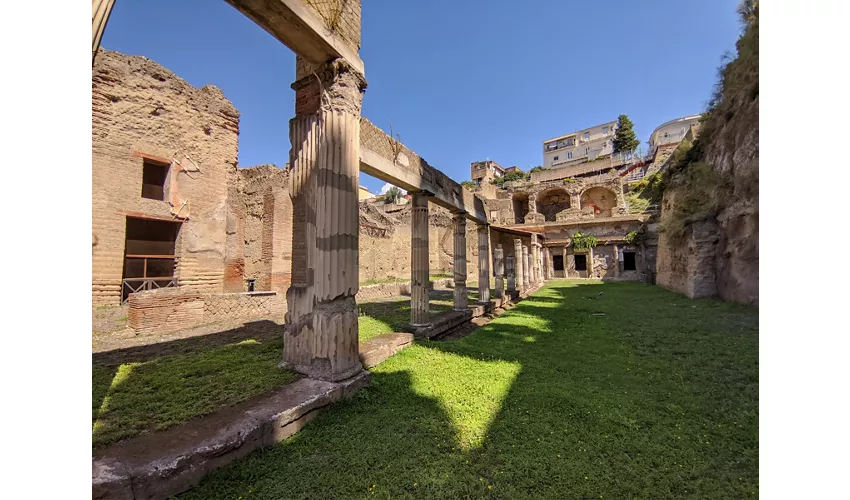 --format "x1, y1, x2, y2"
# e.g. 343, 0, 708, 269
492, 170, 530, 187
624, 230, 644, 246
